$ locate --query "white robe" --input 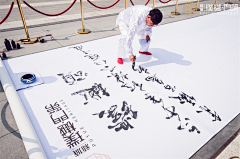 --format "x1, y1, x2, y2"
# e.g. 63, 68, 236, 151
116, 5, 152, 58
